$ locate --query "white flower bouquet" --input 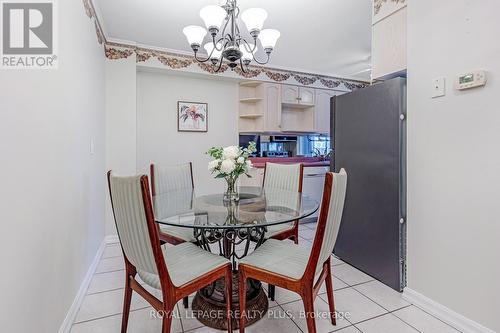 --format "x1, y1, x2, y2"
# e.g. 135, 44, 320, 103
206, 141, 257, 202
